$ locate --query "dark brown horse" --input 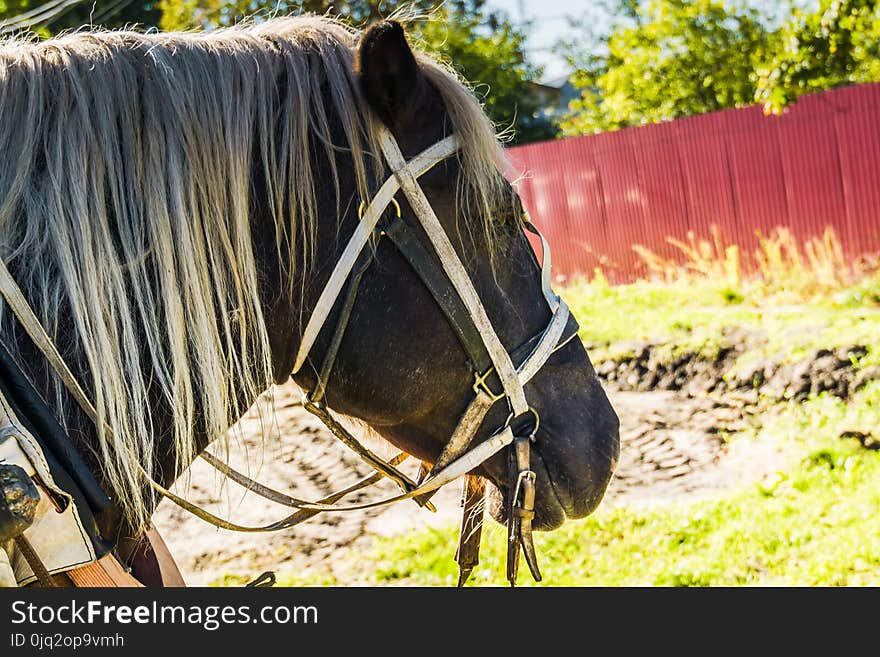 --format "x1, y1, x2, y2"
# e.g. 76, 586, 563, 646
0, 16, 618, 584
